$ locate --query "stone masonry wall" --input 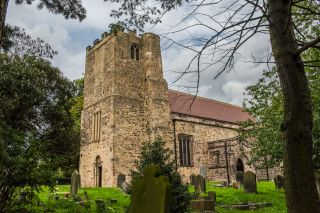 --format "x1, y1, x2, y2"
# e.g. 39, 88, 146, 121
173, 114, 255, 183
